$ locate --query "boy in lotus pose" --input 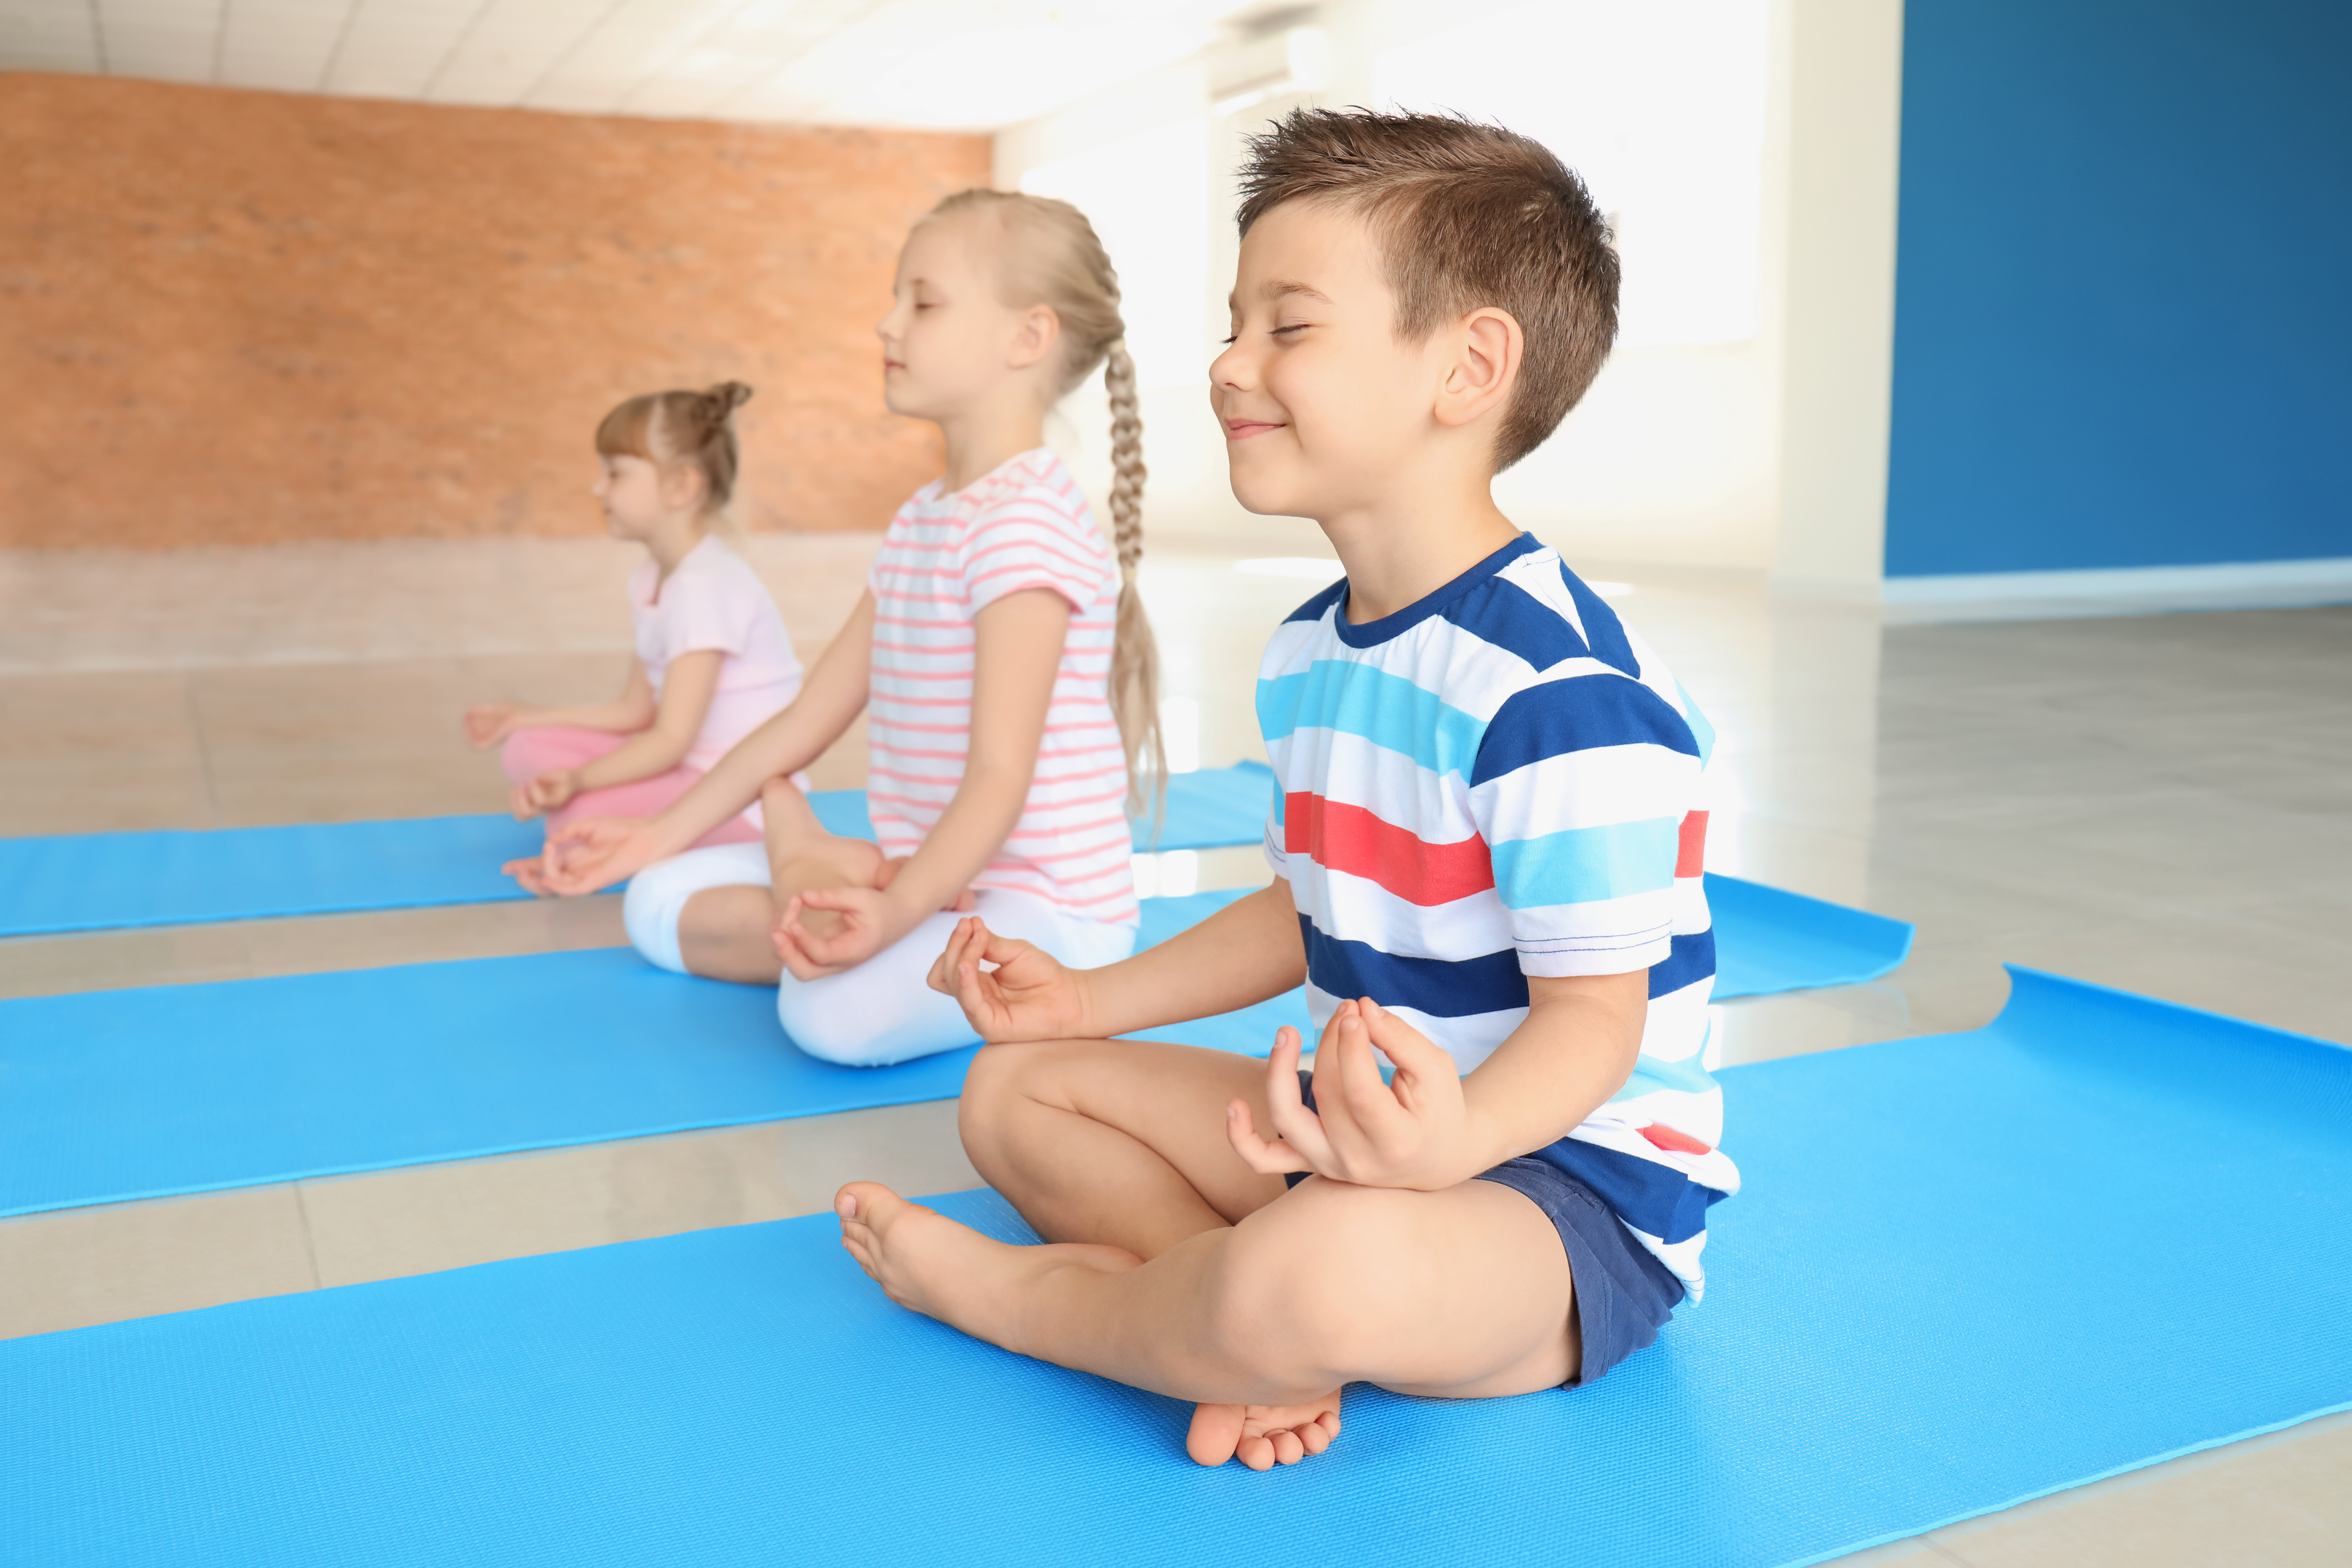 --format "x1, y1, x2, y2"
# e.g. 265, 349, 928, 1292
835, 108, 1737, 1470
